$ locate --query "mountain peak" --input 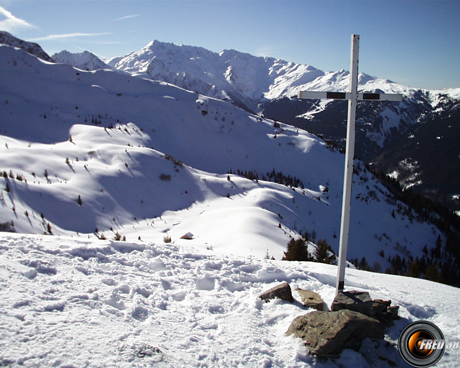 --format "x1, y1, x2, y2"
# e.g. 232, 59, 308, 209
144, 39, 163, 49
52, 49, 109, 71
